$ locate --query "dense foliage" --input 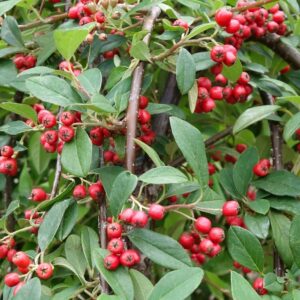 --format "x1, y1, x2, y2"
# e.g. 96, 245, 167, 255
1, 0, 300, 299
